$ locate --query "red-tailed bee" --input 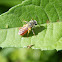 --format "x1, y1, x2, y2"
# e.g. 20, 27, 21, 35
18, 19, 37, 36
